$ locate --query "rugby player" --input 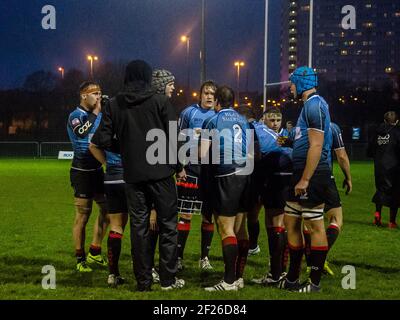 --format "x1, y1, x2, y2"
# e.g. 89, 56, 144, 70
279, 66, 332, 293
303, 121, 352, 276
67, 81, 109, 272
237, 107, 293, 286
176, 80, 217, 272
89, 134, 129, 286
247, 107, 289, 257
201, 86, 251, 291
